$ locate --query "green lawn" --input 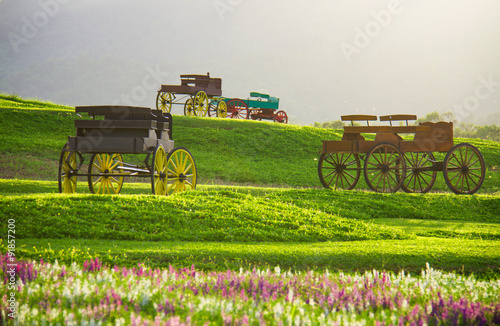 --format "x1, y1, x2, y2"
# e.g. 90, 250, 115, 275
0, 95, 499, 279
